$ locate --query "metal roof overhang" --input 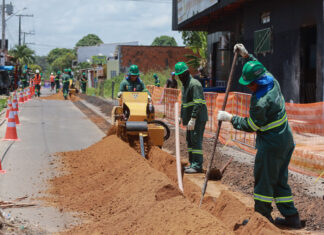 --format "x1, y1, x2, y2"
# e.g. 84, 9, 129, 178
177, 0, 252, 31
